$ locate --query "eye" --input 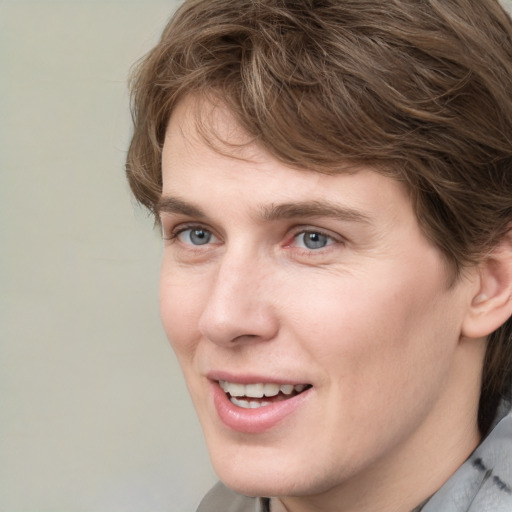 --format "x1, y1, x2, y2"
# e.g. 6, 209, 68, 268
293, 230, 335, 250
175, 227, 217, 246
